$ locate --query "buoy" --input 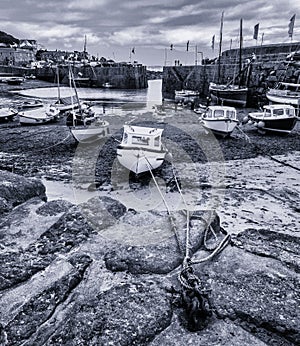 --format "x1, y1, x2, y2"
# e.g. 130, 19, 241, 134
257, 121, 265, 128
